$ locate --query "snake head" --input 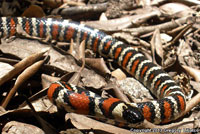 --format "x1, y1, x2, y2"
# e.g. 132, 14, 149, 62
122, 105, 144, 124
